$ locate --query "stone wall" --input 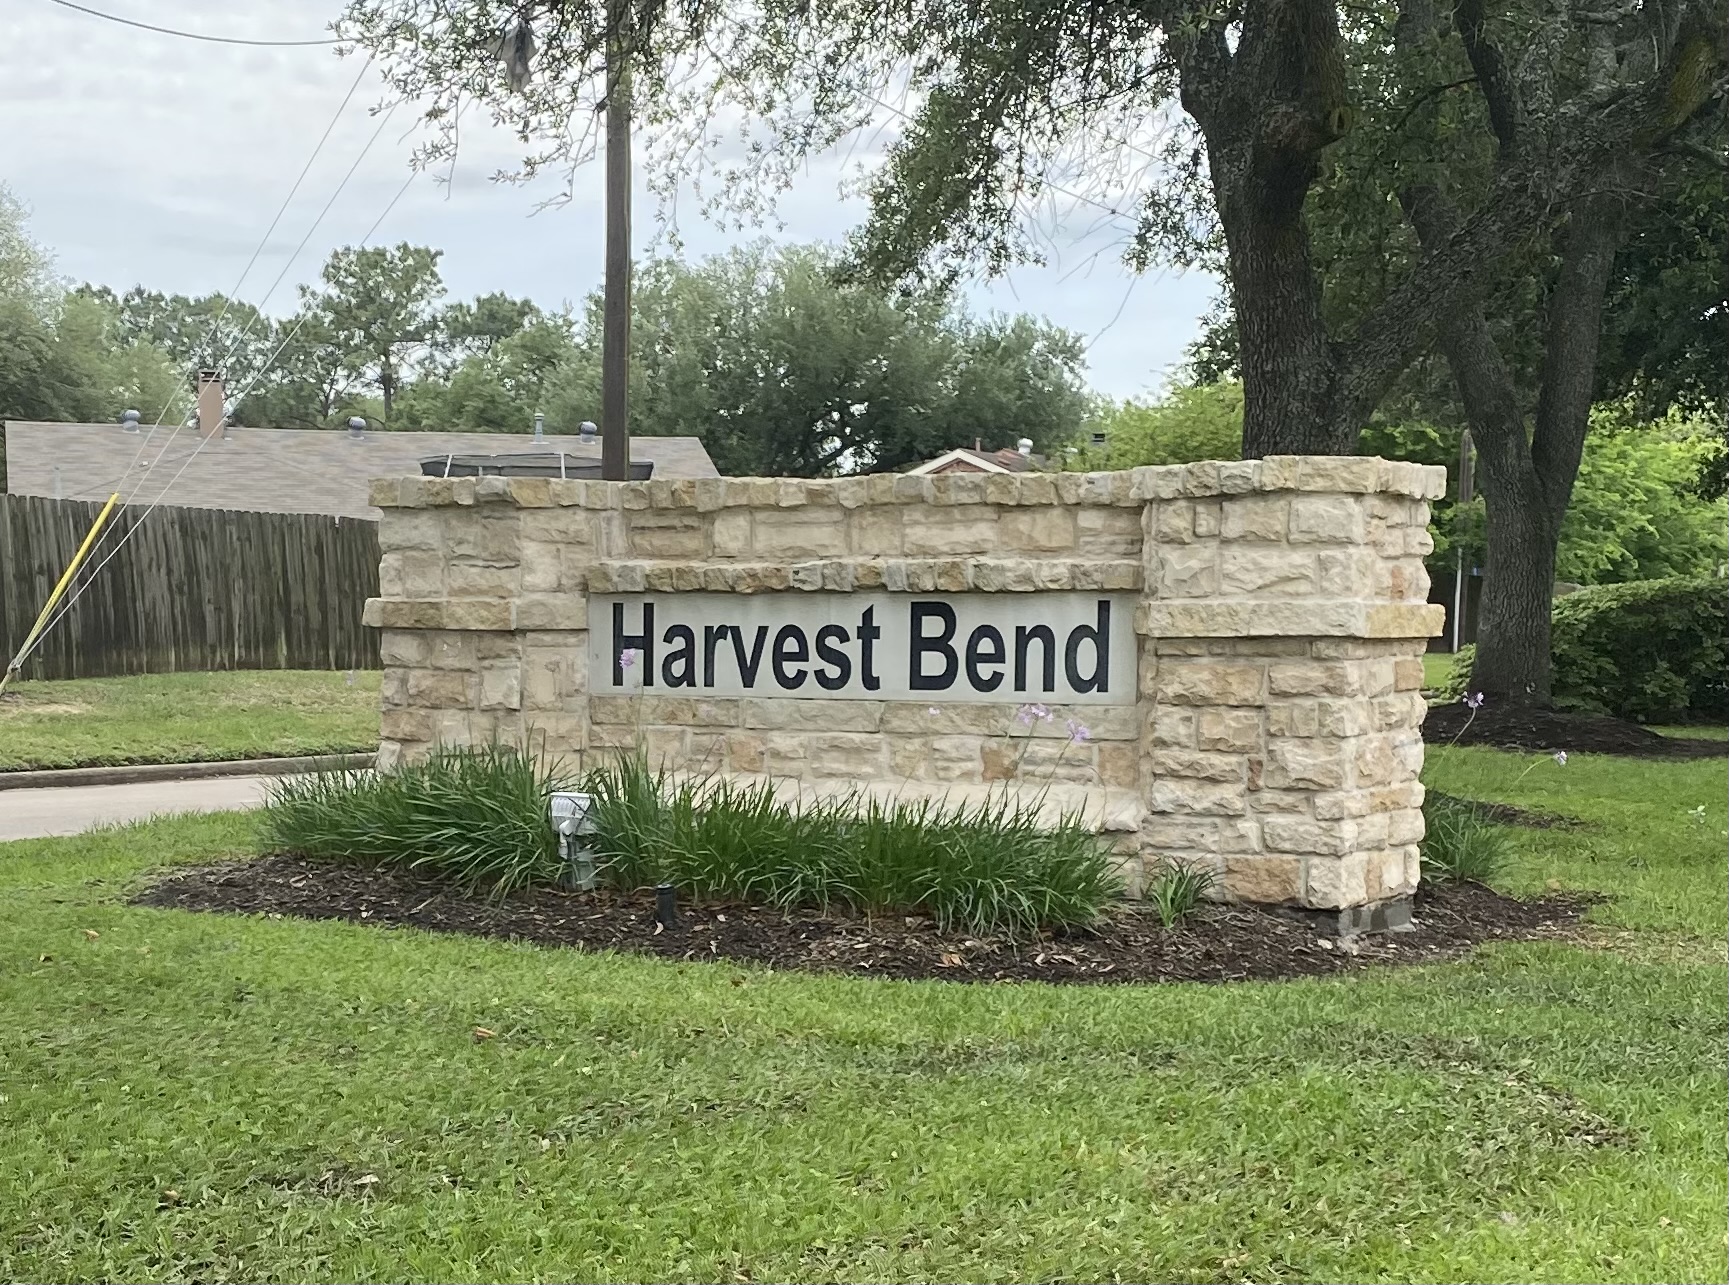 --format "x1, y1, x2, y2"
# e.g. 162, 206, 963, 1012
364, 457, 1446, 921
